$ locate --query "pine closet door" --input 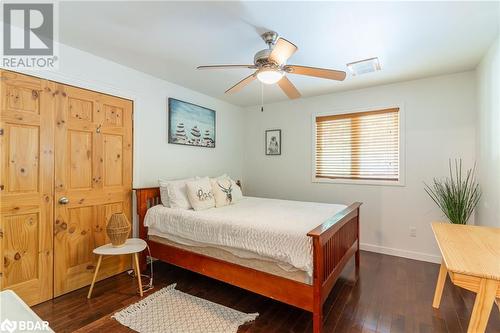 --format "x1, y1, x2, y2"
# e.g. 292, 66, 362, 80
53, 84, 133, 296
0, 70, 133, 302
0, 70, 55, 305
